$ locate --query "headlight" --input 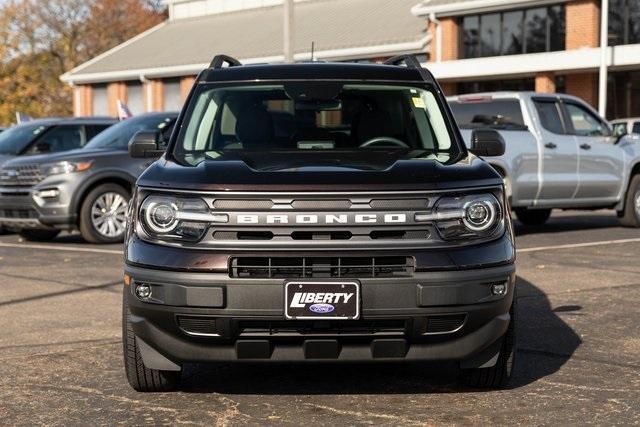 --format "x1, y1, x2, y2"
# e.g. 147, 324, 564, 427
41, 161, 92, 177
139, 195, 226, 242
416, 193, 503, 240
